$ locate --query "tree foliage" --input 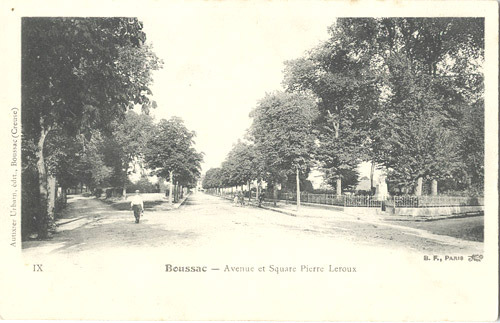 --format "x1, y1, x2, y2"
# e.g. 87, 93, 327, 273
284, 18, 484, 194
202, 167, 223, 190
284, 19, 381, 189
144, 117, 204, 188
22, 18, 161, 138
22, 17, 162, 238
249, 91, 318, 186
